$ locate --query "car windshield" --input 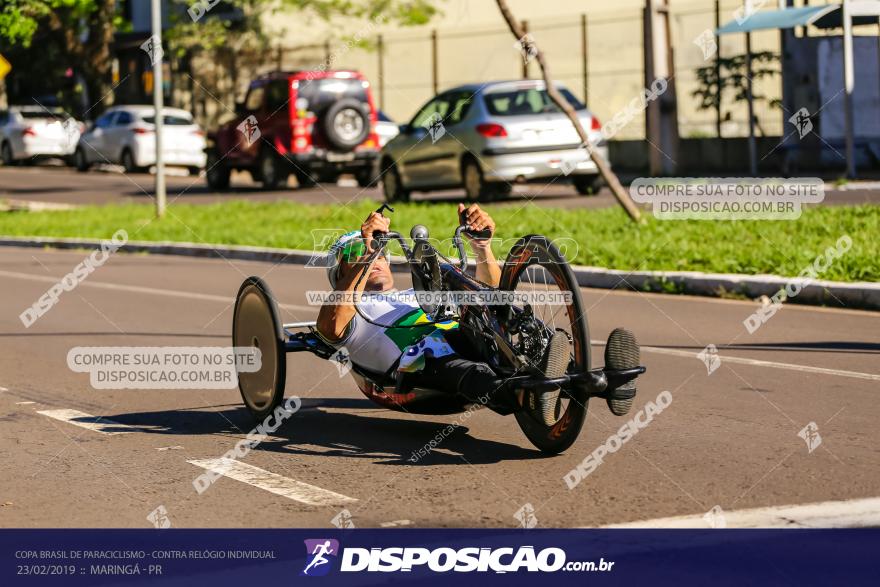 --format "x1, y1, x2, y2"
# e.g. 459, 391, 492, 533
142, 114, 193, 125
483, 87, 585, 116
